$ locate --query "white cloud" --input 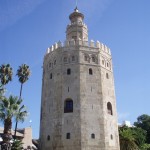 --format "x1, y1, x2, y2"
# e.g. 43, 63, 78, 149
0, 0, 46, 32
